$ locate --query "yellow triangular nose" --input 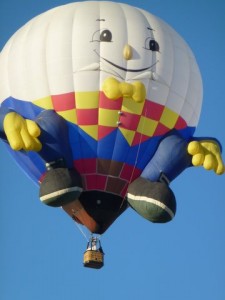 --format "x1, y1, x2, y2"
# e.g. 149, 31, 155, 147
123, 44, 132, 60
